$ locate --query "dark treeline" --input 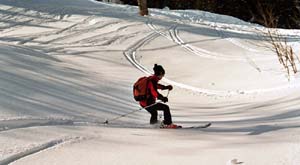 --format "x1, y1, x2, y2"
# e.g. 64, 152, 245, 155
102, 0, 300, 29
